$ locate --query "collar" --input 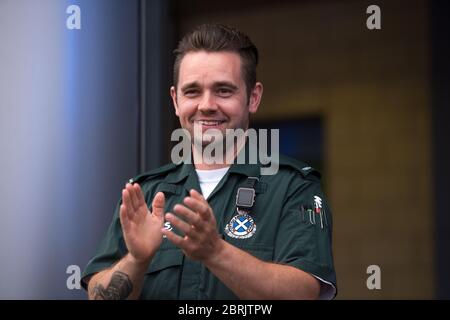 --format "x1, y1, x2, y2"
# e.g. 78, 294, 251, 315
164, 161, 195, 184
165, 139, 262, 184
